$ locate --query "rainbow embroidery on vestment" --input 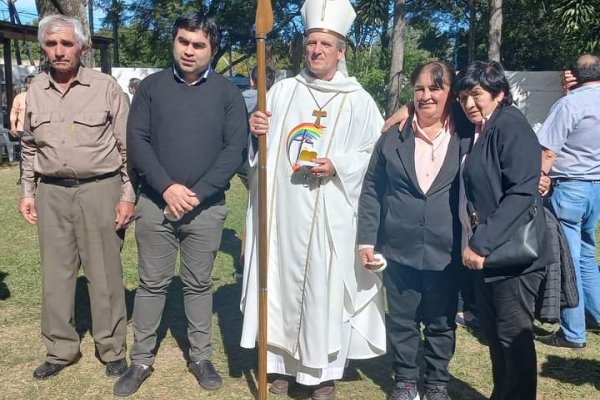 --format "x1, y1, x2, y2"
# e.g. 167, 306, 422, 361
286, 123, 324, 171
